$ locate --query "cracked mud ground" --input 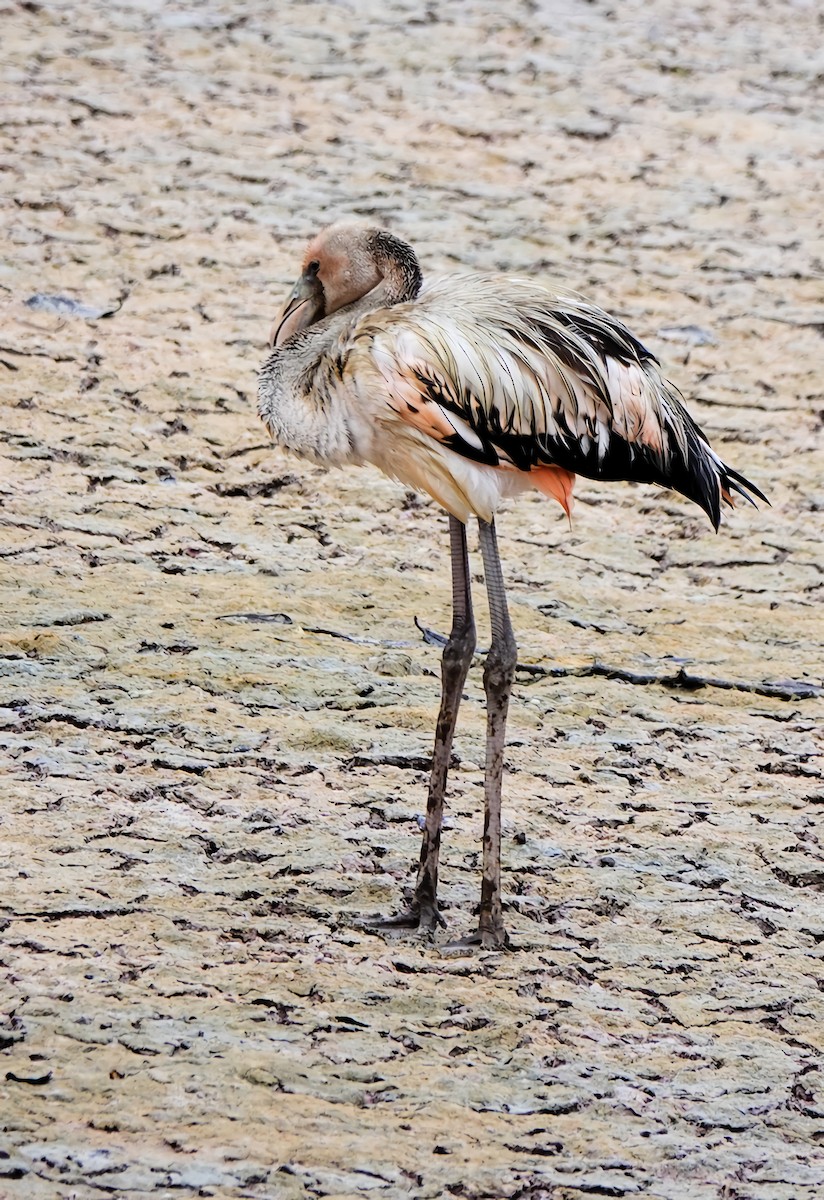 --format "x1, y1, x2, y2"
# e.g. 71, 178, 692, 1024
1, 1, 823, 1197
